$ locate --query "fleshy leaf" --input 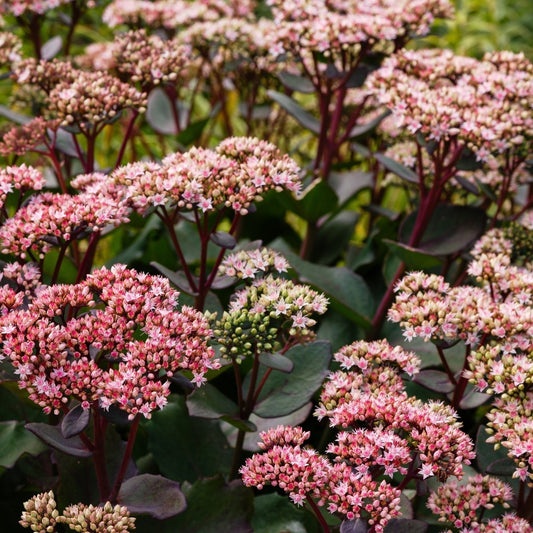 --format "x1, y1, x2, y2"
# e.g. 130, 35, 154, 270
210, 231, 237, 250
118, 474, 186, 519
25, 422, 92, 457
348, 110, 390, 139
278, 71, 315, 93
413, 370, 455, 394
258, 352, 294, 373
340, 519, 369, 533
374, 153, 418, 183
61, 404, 90, 439
186, 383, 239, 420
486, 457, 516, 476
41, 36, 63, 60
0, 421, 47, 468
151, 261, 198, 295
266, 90, 320, 134
146, 88, 178, 135
384, 519, 428, 532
